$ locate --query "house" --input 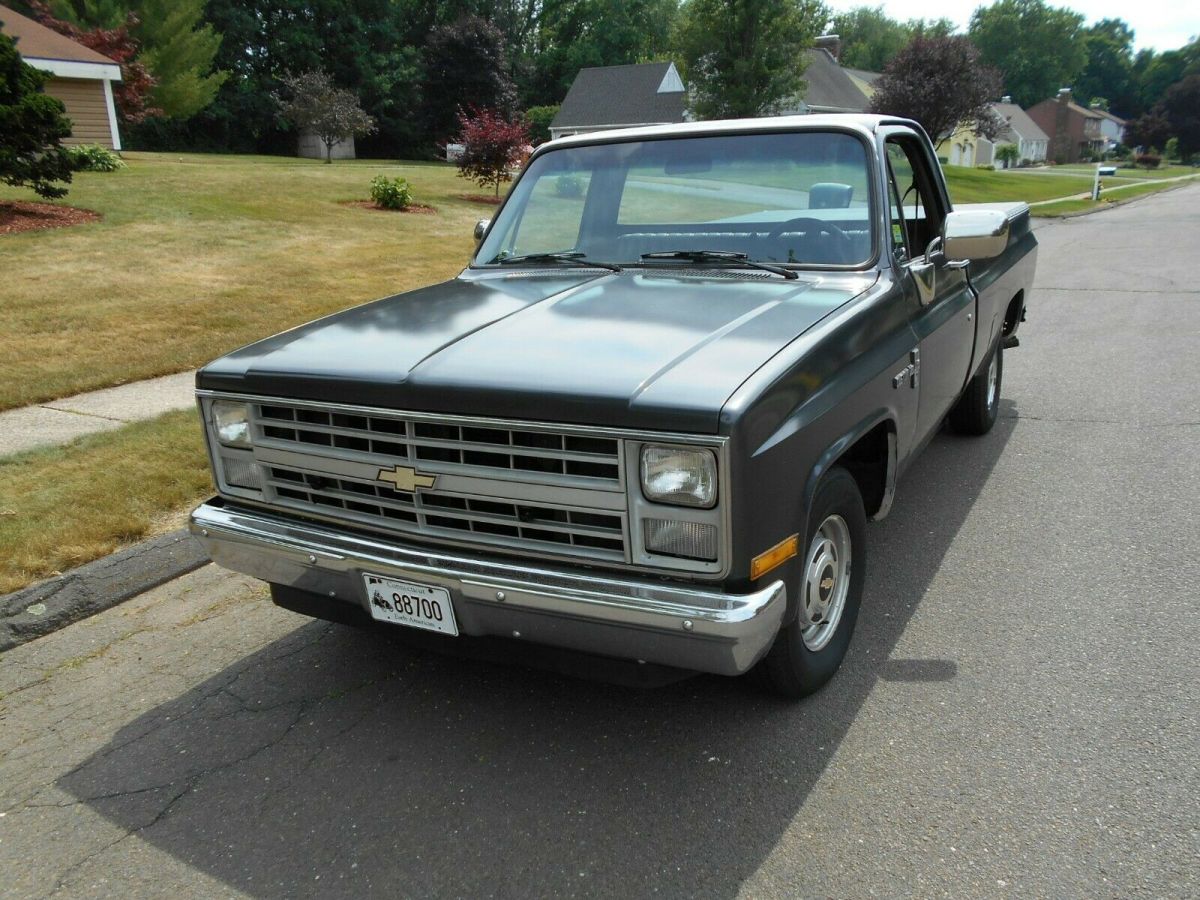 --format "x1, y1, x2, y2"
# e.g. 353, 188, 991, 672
939, 120, 994, 168
0, 3, 122, 150
937, 101, 1048, 168
778, 36, 871, 114
1088, 105, 1127, 151
843, 67, 881, 100
549, 62, 687, 140
1026, 89, 1104, 164
991, 101, 1049, 166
